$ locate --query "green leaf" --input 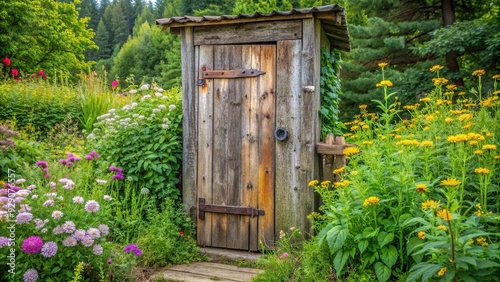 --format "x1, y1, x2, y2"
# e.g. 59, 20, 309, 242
51, 266, 61, 274
333, 249, 349, 274
476, 260, 500, 269
455, 256, 477, 269
358, 240, 369, 253
407, 263, 443, 282
380, 245, 398, 268
326, 226, 348, 253
377, 232, 394, 247
374, 262, 391, 282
